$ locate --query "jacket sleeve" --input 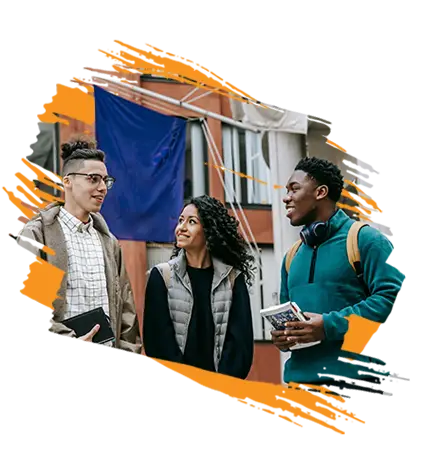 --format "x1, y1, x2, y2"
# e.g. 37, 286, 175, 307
17, 219, 76, 338
218, 274, 254, 379
115, 241, 142, 353
323, 226, 405, 341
